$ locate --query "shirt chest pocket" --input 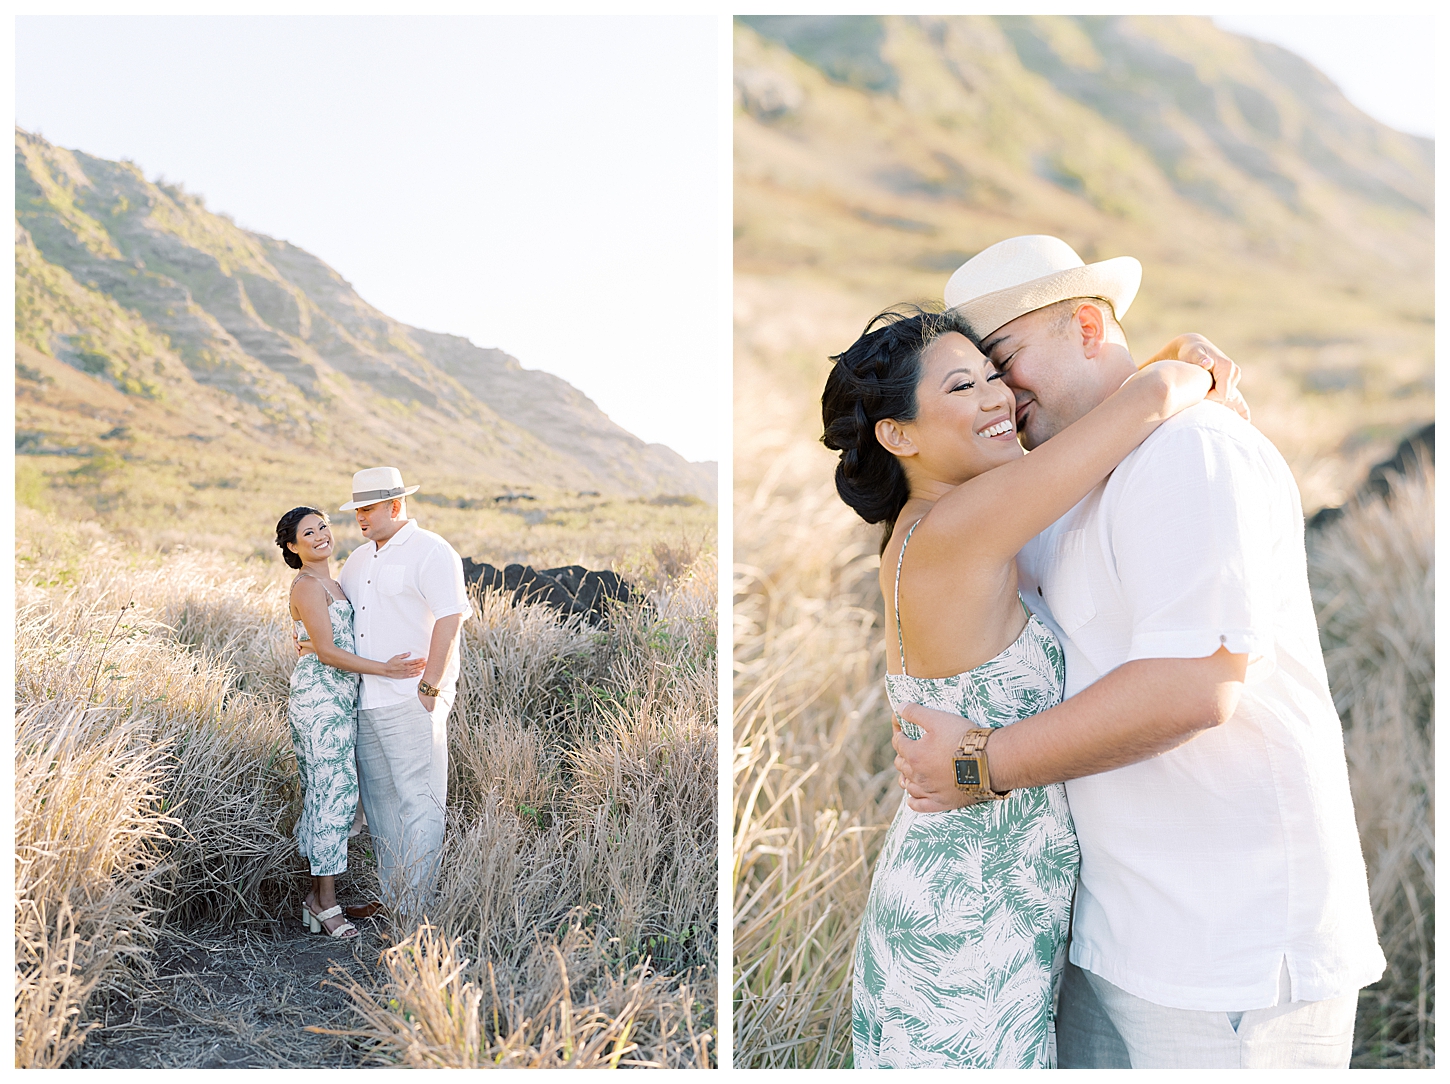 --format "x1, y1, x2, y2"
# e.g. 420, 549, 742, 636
377, 564, 408, 596
1043, 529, 1097, 634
